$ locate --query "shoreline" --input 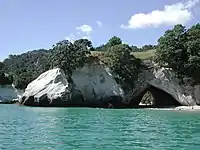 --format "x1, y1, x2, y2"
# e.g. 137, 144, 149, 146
147, 106, 200, 111
1, 102, 200, 111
